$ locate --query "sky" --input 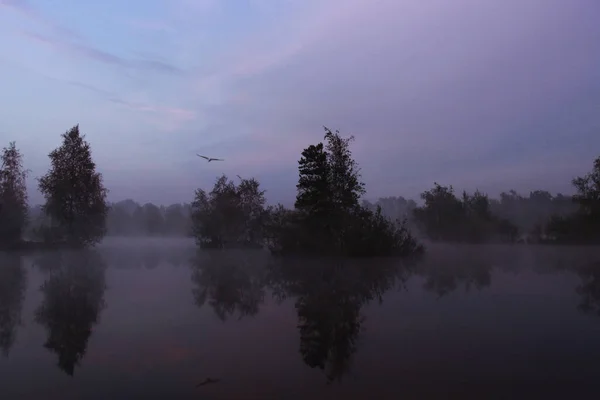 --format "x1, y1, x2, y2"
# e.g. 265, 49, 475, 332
1, 0, 599, 206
